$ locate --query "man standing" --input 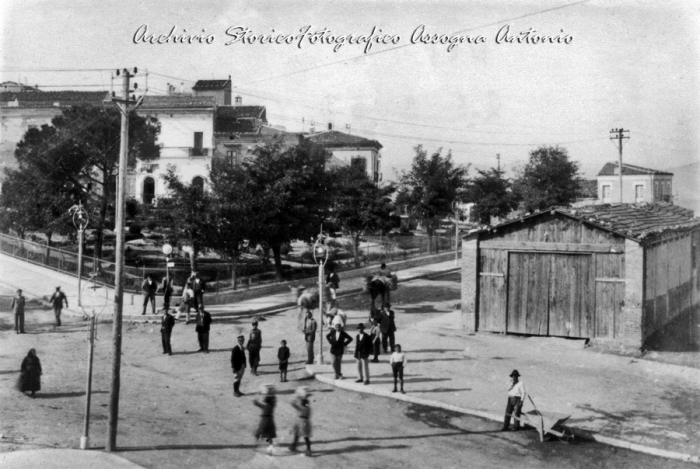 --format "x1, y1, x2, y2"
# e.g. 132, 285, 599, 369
195, 309, 212, 353
325, 266, 340, 311
49, 286, 68, 328
502, 370, 527, 431
161, 309, 175, 355
12, 289, 26, 334
326, 323, 352, 380
190, 271, 205, 311
141, 274, 158, 315
379, 308, 392, 353
160, 276, 173, 313
303, 310, 317, 365
247, 319, 262, 376
354, 323, 372, 385
231, 335, 247, 397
